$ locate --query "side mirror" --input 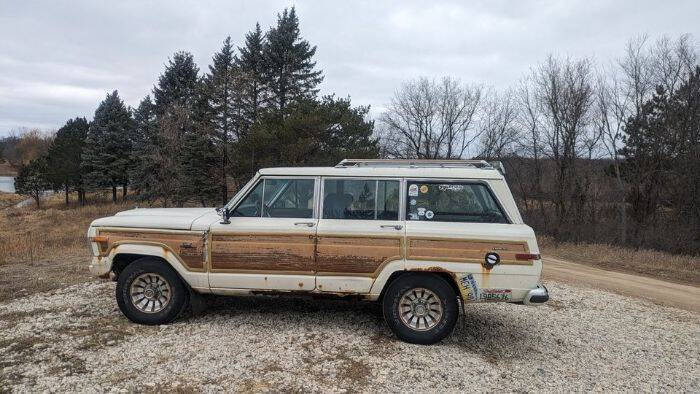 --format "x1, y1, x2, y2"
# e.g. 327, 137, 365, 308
217, 207, 231, 224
